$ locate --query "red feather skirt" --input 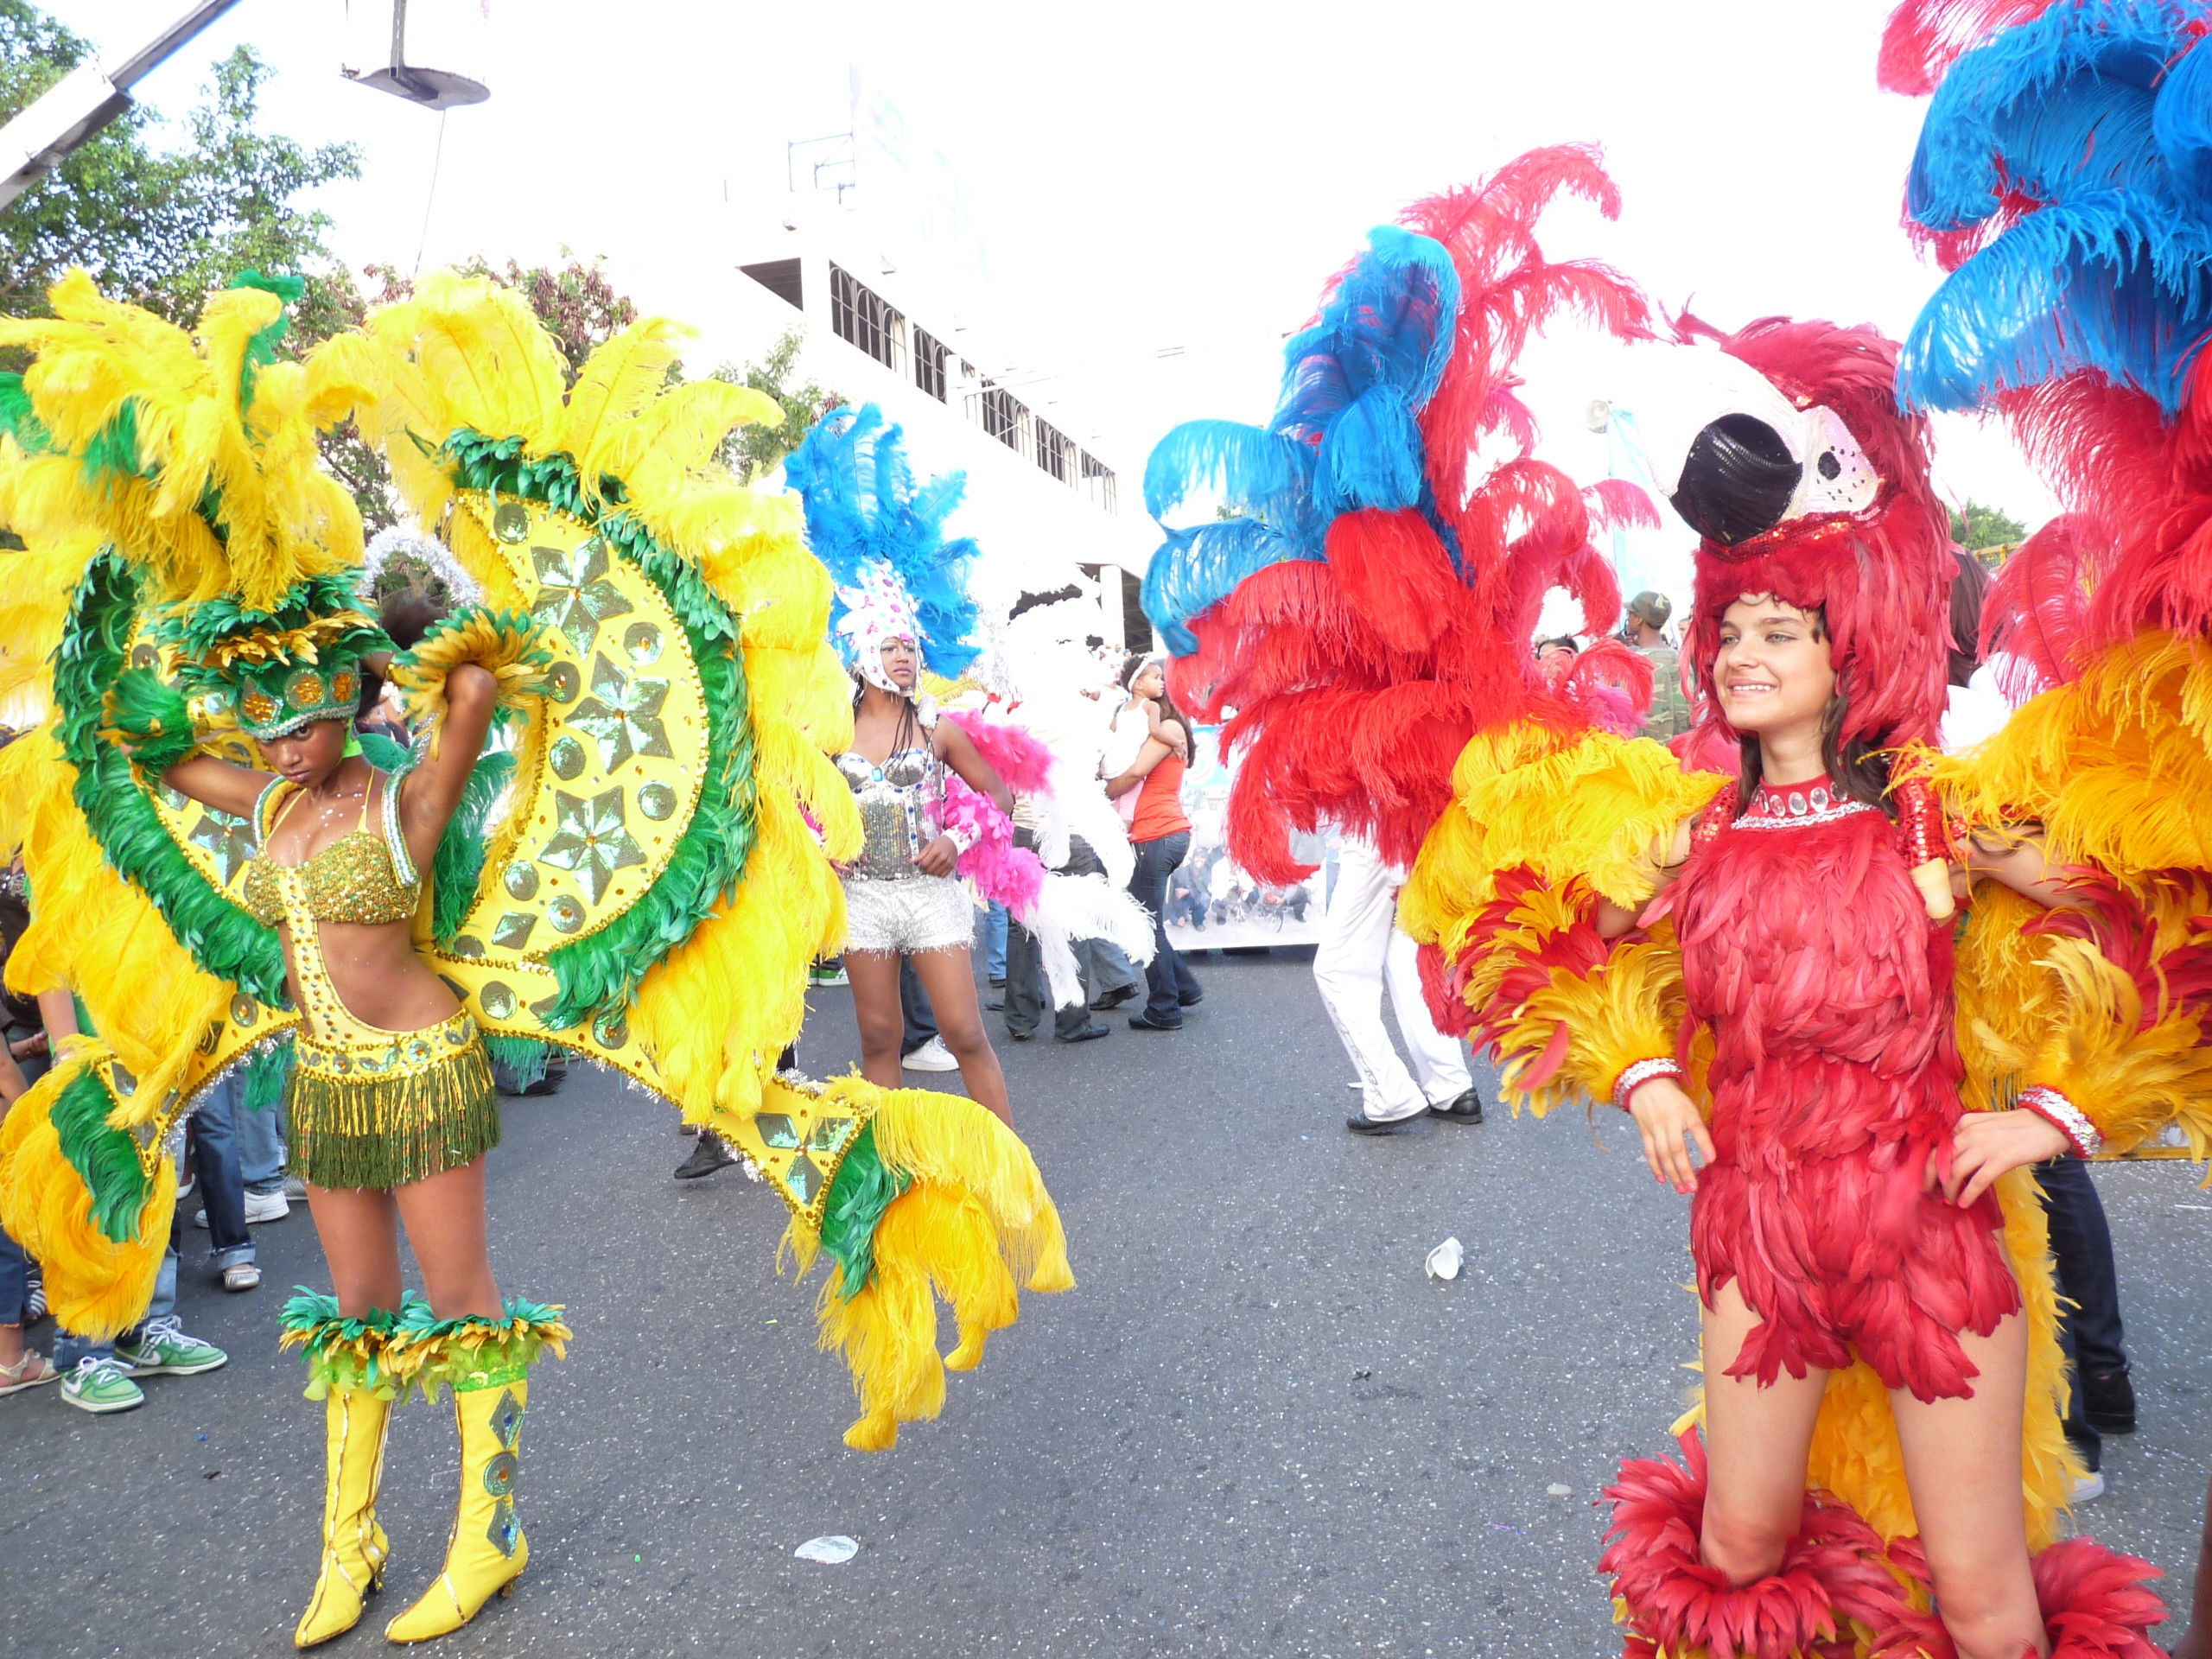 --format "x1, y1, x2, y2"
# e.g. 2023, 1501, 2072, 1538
1663, 803, 2020, 1402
